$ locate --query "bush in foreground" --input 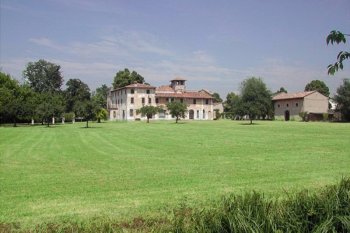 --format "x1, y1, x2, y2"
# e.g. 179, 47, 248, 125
1, 178, 349, 232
